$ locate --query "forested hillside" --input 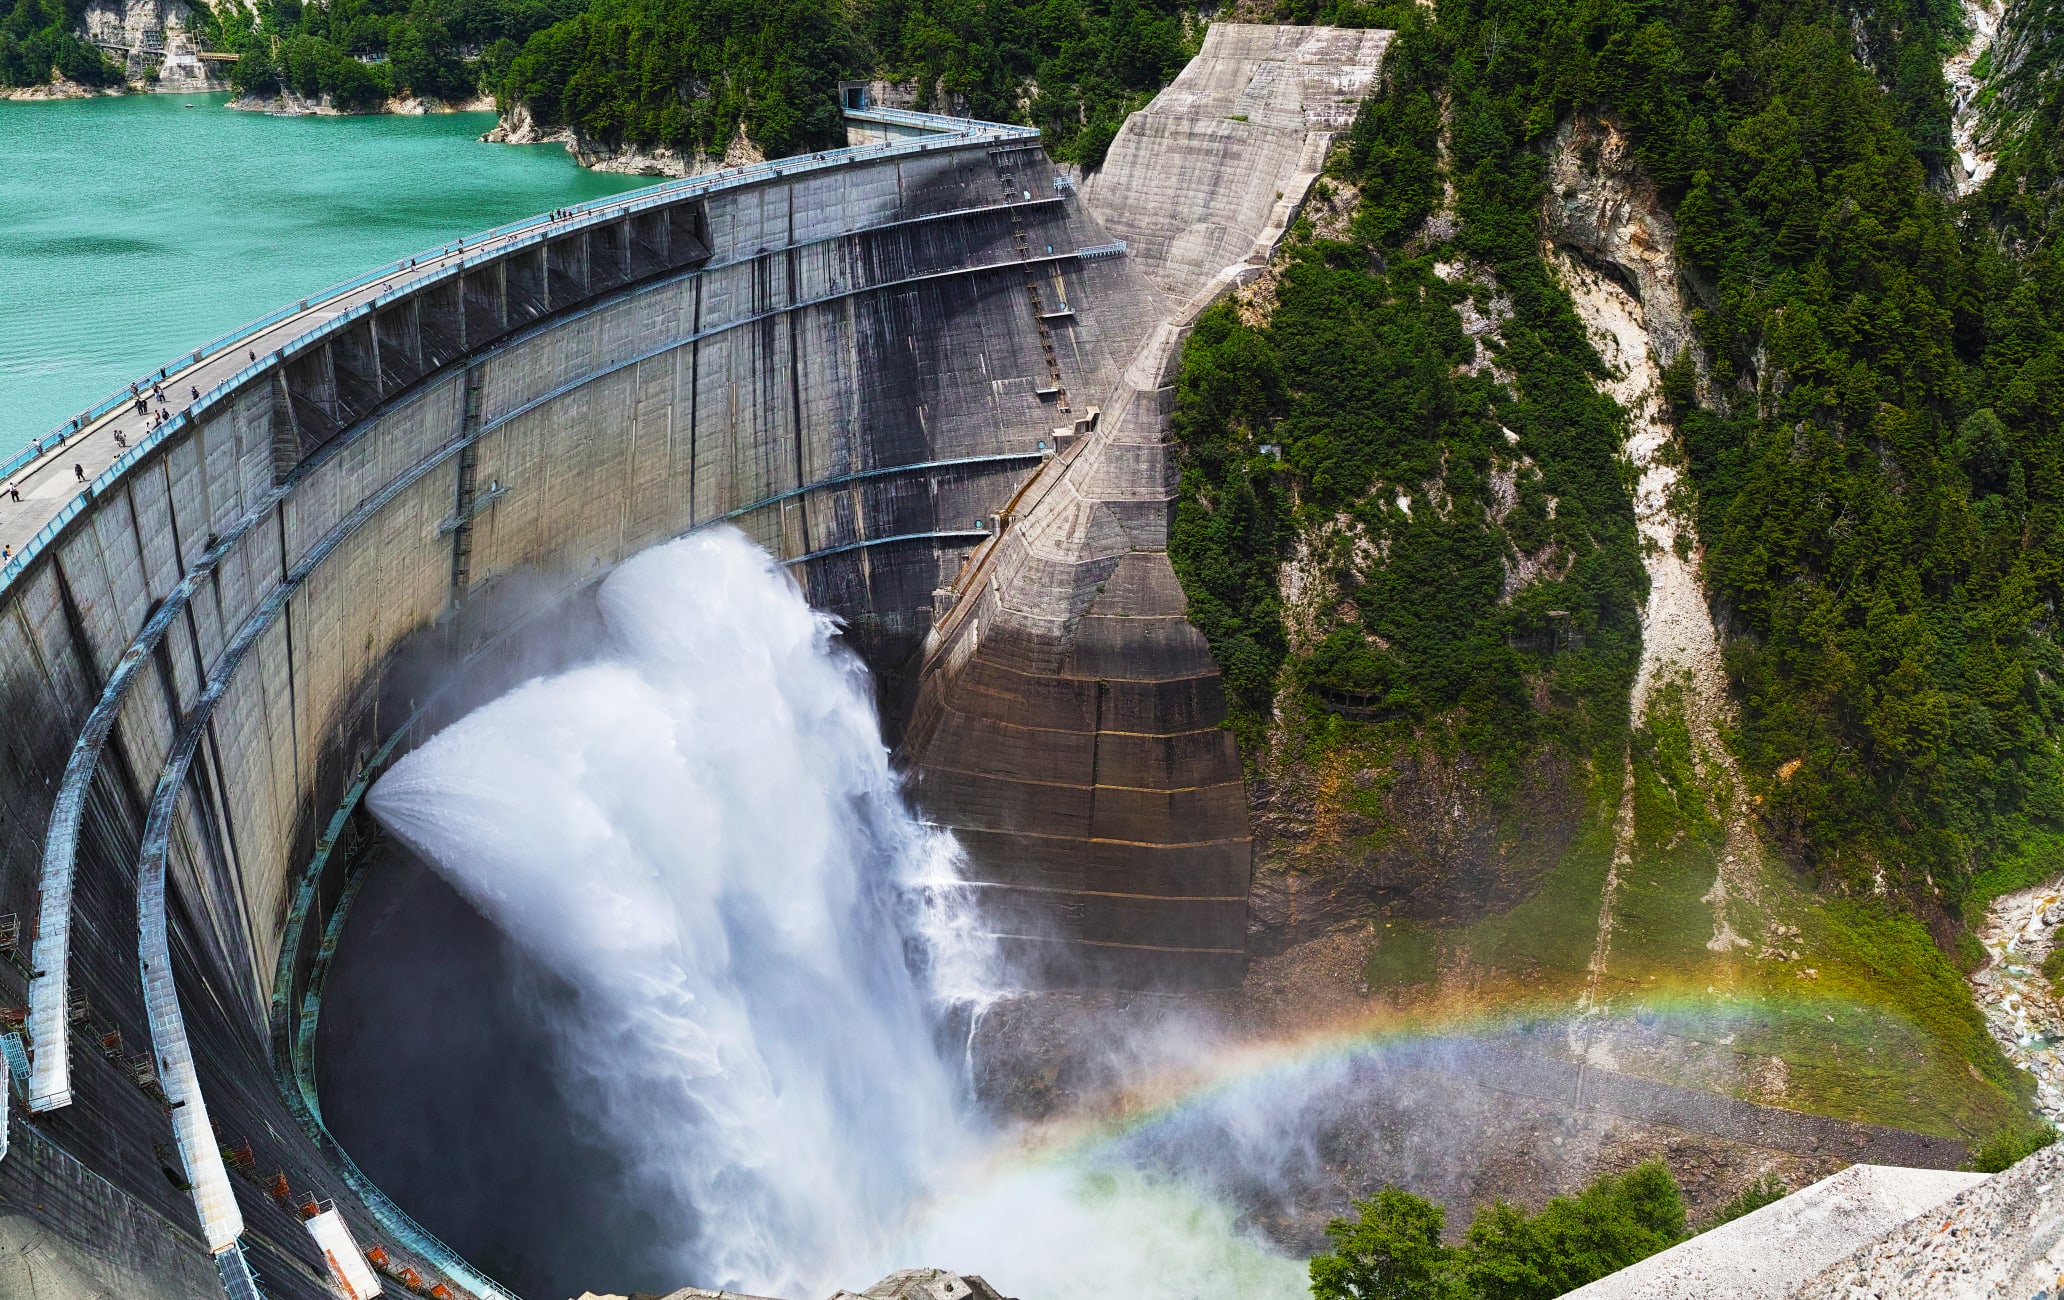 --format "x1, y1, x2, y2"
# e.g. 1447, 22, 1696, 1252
1173, 0, 2064, 982
160, 0, 1205, 166
0, 0, 120, 88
